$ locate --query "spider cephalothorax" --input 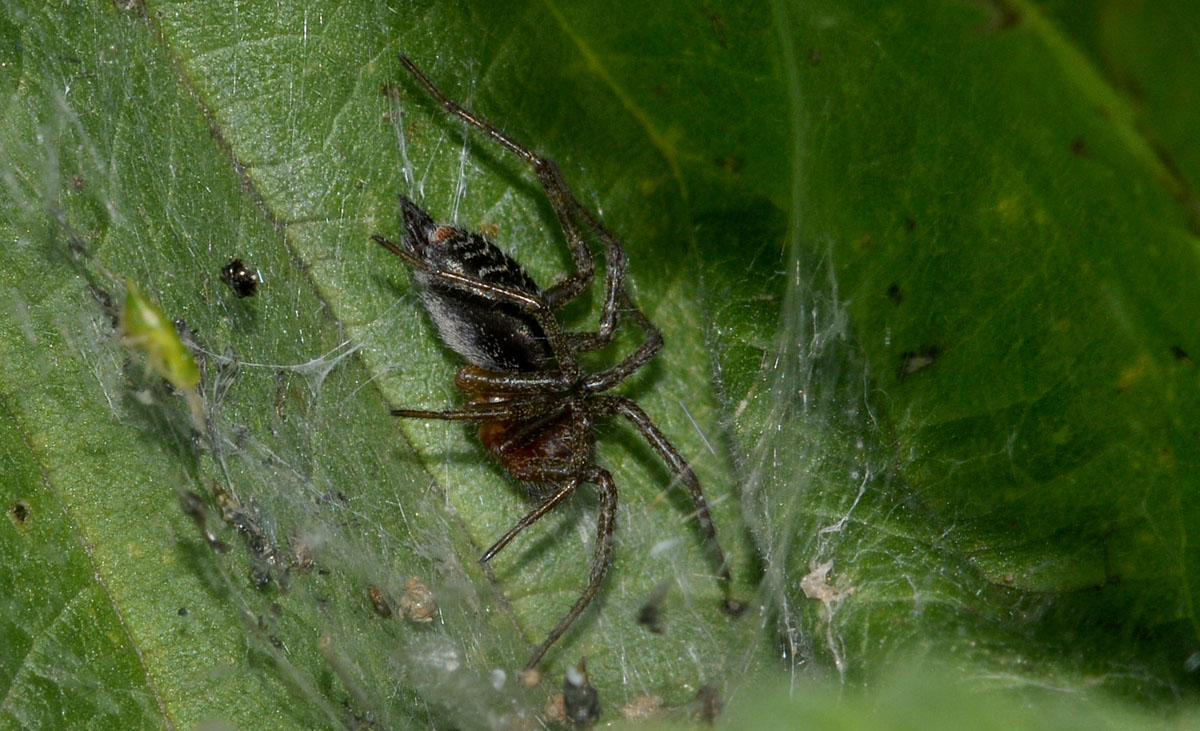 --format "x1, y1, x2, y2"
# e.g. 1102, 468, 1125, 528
373, 54, 732, 671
